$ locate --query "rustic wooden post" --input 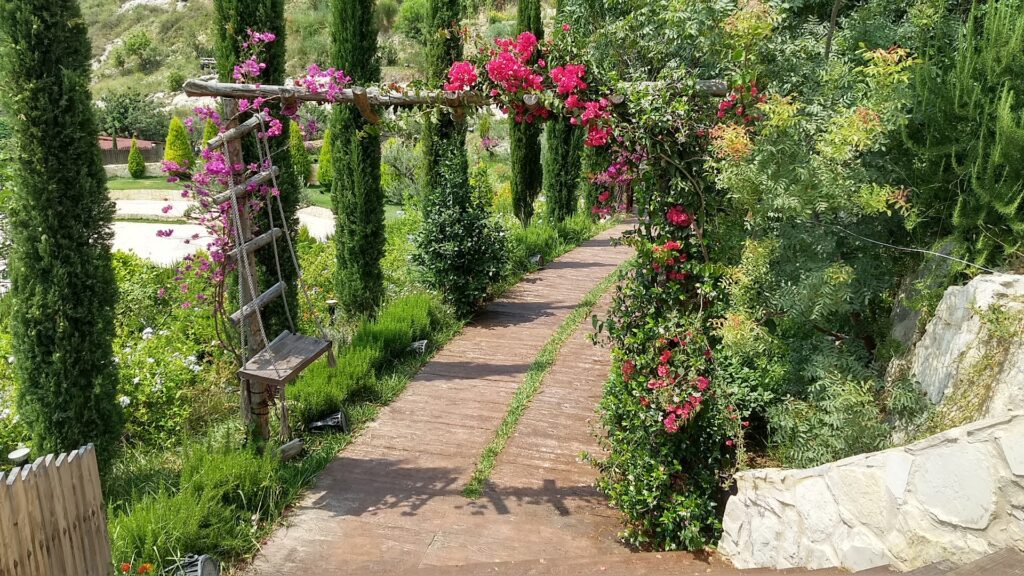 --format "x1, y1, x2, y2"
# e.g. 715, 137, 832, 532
222, 98, 271, 442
